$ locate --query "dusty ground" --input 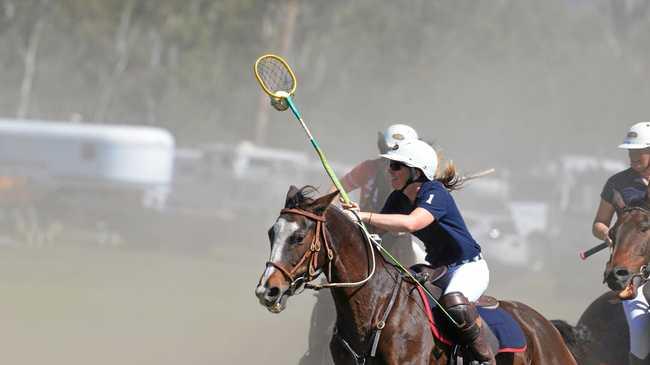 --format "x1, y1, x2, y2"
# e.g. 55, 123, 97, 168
0, 237, 607, 365
0, 244, 315, 365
